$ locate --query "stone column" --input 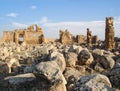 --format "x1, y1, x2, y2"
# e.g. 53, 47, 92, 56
87, 28, 92, 47
105, 17, 115, 50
